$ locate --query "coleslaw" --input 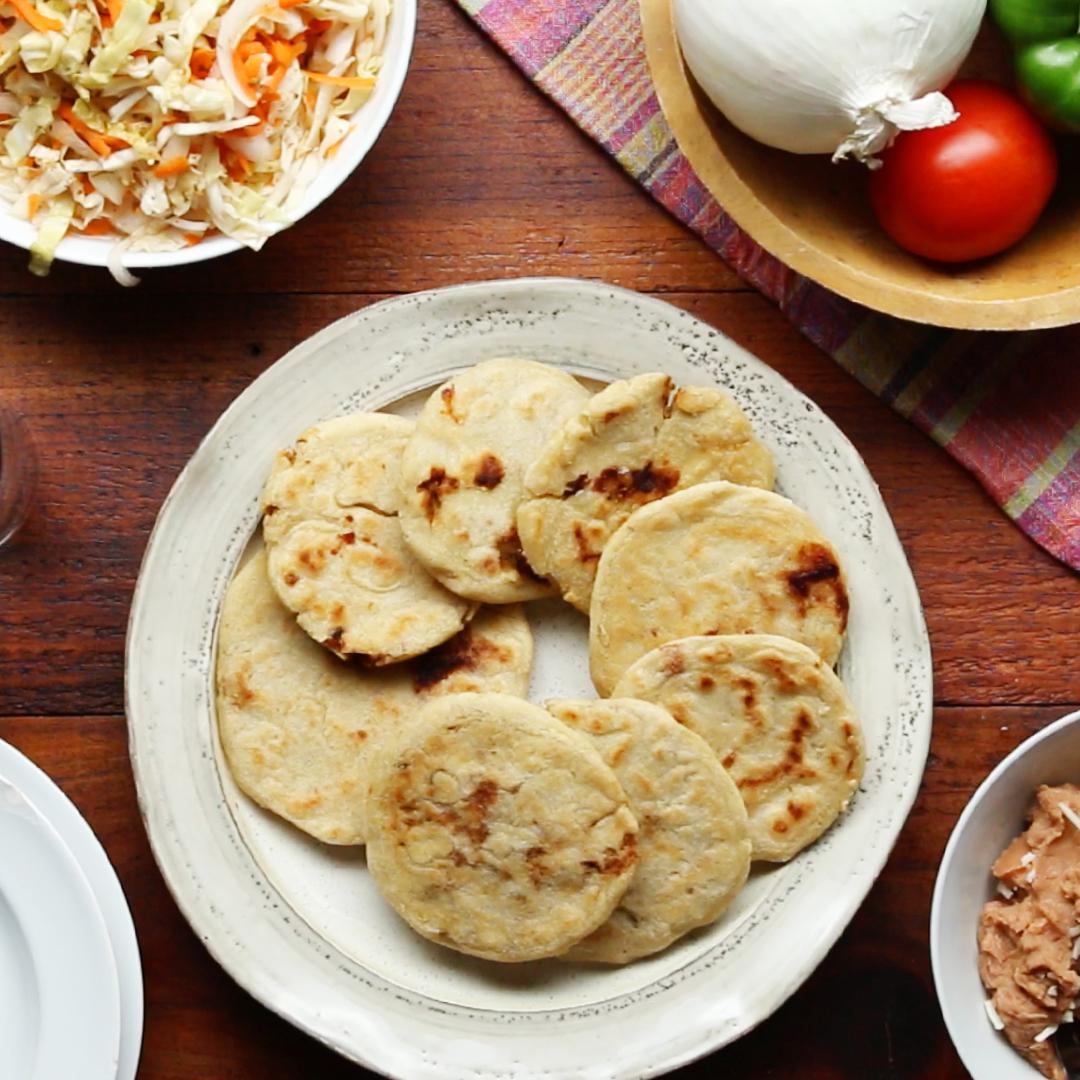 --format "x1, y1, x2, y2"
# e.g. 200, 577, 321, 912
0, 0, 389, 282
